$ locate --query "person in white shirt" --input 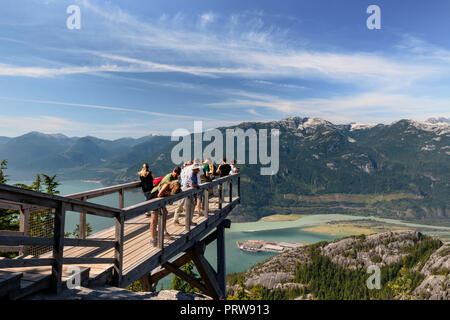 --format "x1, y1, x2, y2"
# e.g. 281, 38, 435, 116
174, 160, 206, 225
230, 160, 240, 174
